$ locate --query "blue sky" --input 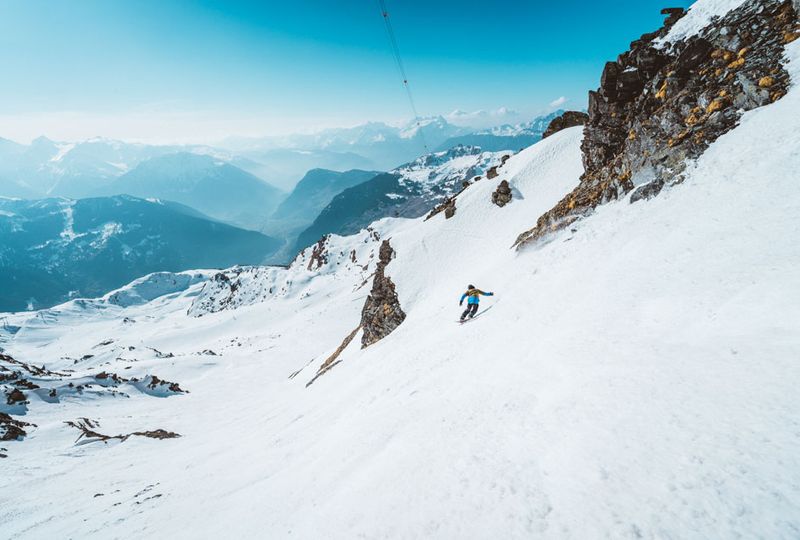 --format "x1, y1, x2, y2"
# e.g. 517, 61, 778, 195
0, 0, 694, 143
